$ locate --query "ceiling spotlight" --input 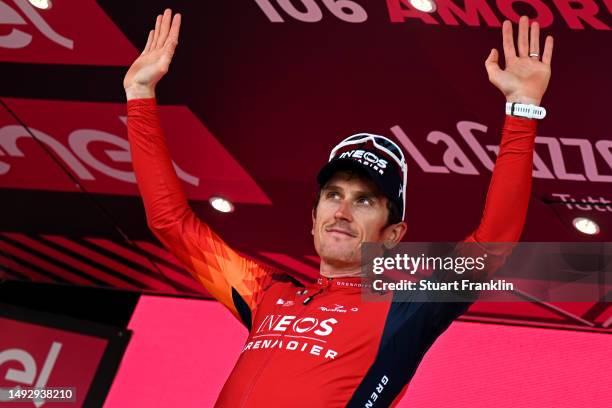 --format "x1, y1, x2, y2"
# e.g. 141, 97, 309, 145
409, 0, 437, 13
572, 217, 600, 235
29, 0, 52, 10
209, 196, 234, 213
